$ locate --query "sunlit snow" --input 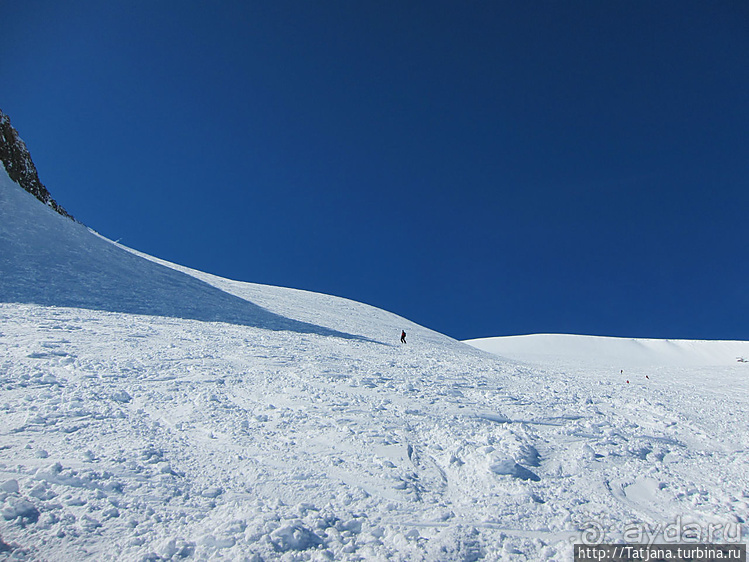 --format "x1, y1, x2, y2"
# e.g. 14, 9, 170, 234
1, 167, 747, 560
